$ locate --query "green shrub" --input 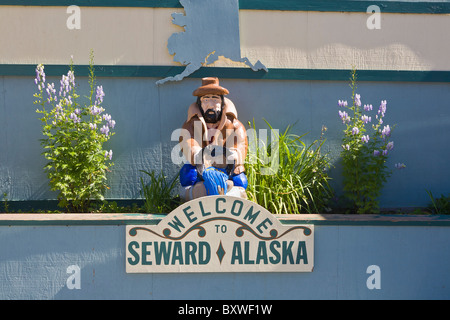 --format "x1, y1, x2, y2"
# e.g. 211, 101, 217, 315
426, 190, 450, 214
245, 119, 333, 214
140, 170, 180, 213
337, 68, 404, 213
34, 52, 115, 213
